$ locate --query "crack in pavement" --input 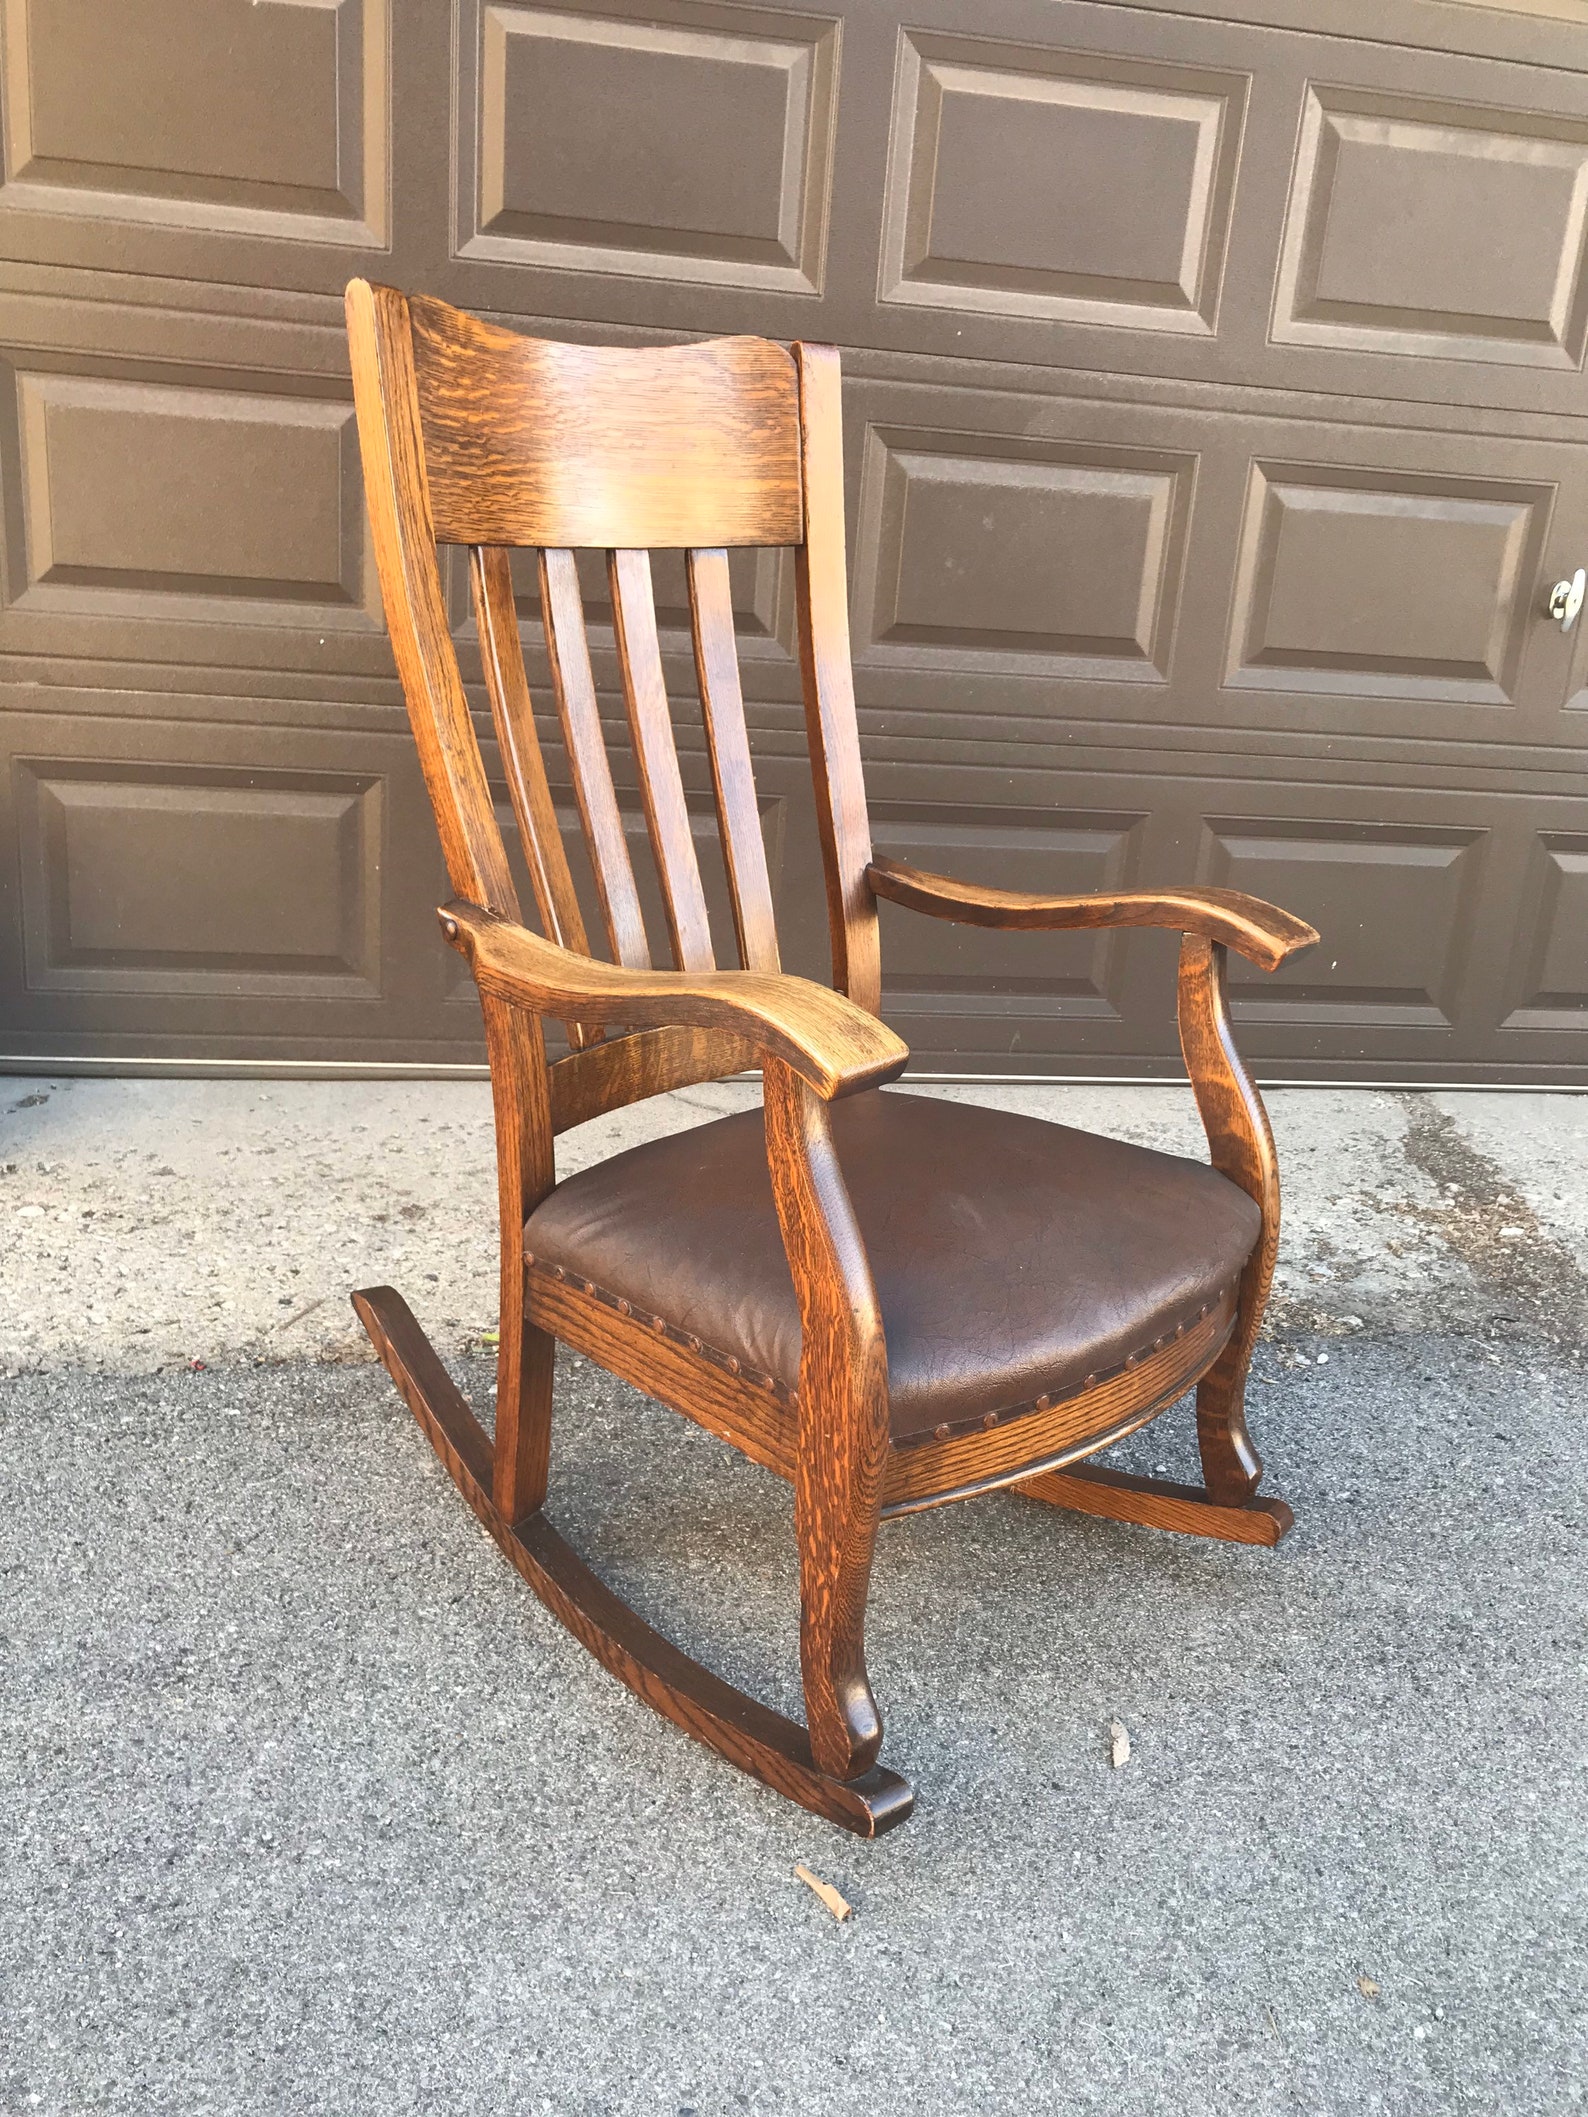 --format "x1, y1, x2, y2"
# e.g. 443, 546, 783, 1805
1392, 1095, 1588, 1345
